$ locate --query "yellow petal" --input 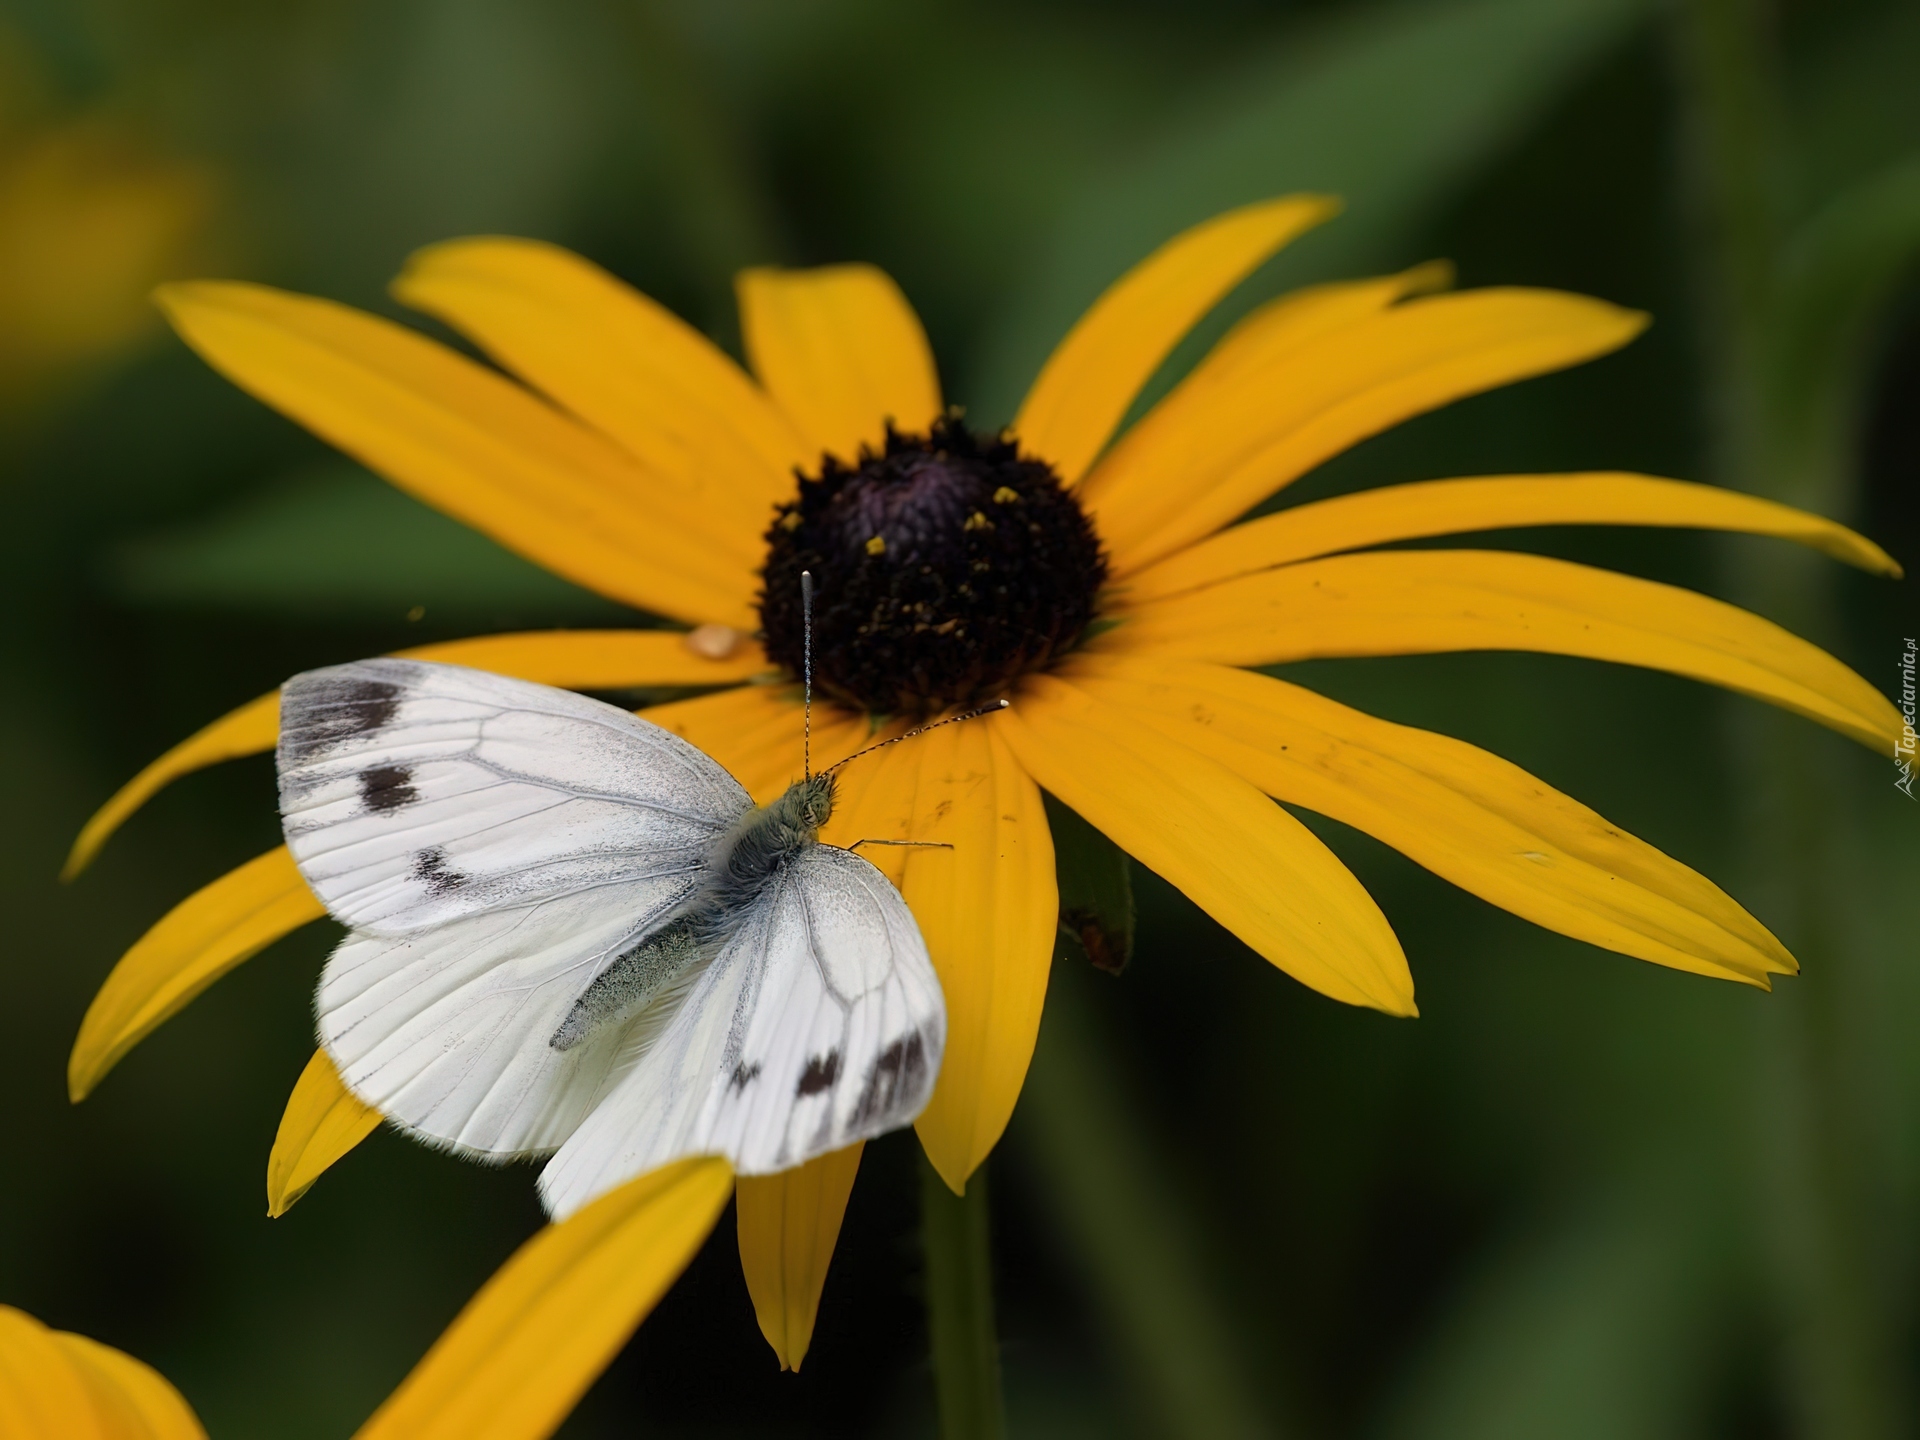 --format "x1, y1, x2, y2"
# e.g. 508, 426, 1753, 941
1011, 196, 1339, 483
54, 1333, 207, 1440
642, 685, 879, 806
63, 631, 767, 879
1176, 262, 1454, 384
736, 265, 942, 463
1067, 654, 1793, 985
393, 238, 808, 531
1105, 548, 1902, 752
0, 1307, 106, 1440
900, 718, 1058, 1192
999, 674, 1412, 1015
816, 720, 923, 884
69, 847, 323, 1102
267, 1049, 383, 1219
736, 1143, 864, 1371
353, 1158, 733, 1440
0, 1305, 206, 1440
409, 629, 771, 685
1082, 287, 1648, 571
156, 281, 757, 625
1127, 472, 1904, 604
